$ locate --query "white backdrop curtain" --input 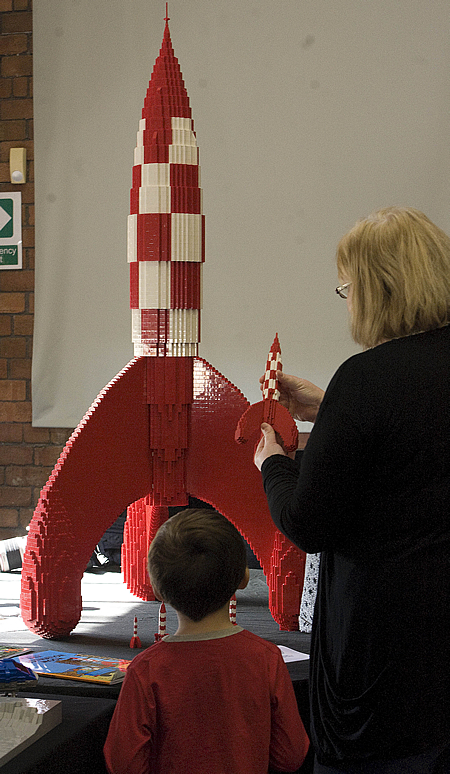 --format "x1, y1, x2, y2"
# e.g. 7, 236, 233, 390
32, 0, 450, 427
